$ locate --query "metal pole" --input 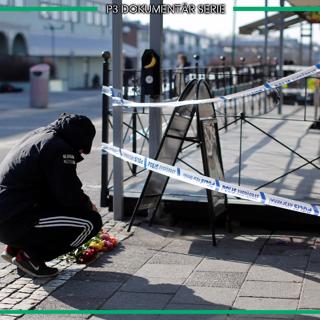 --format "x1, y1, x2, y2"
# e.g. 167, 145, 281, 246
51, 26, 55, 64
309, 24, 313, 65
278, 0, 284, 115
221, 56, 228, 131
194, 54, 199, 79
149, 0, 163, 158
231, 0, 237, 66
238, 113, 244, 186
132, 107, 137, 175
101, 51, 110, 208
264, 0, 268, 114
300, 23, 303, 65
44, 24, 64, 78
112, 0, 124, 220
